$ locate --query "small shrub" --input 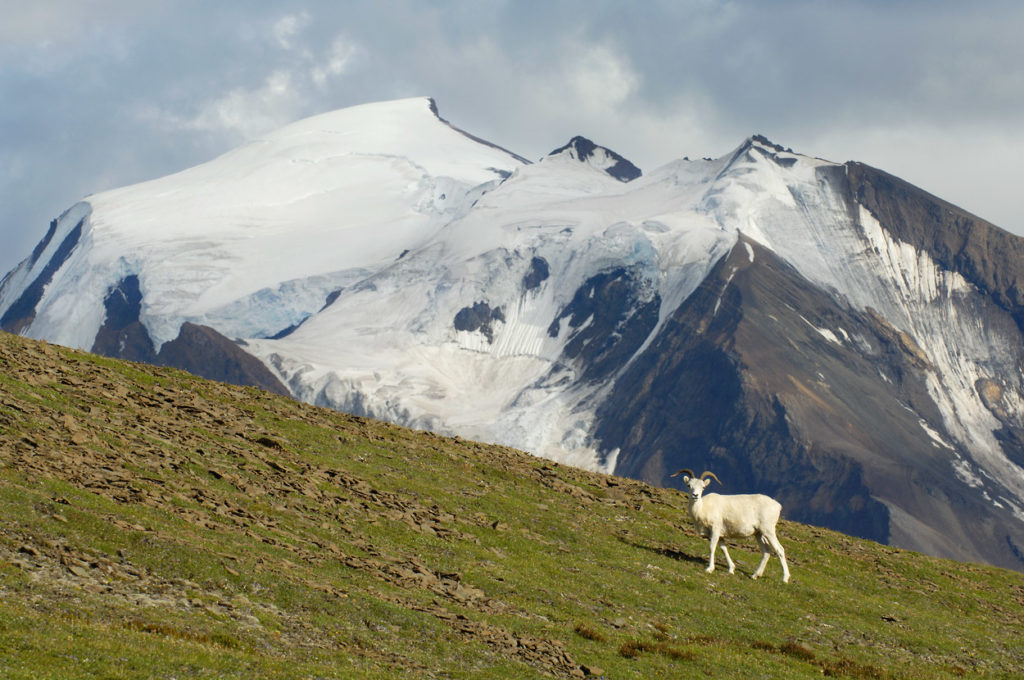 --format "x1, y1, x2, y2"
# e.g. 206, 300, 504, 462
654, 642, 695, 661
780, 641, 815, 661
619, 640, 653, 658
821, 657, 887, 678
619, 639, 694, 662
573, 623, 606, 643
